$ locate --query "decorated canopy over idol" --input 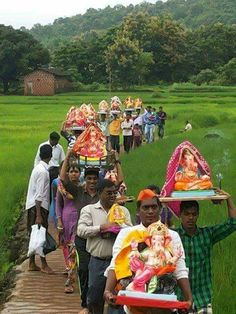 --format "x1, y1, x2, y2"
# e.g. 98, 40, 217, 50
72, 122, 108, 167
